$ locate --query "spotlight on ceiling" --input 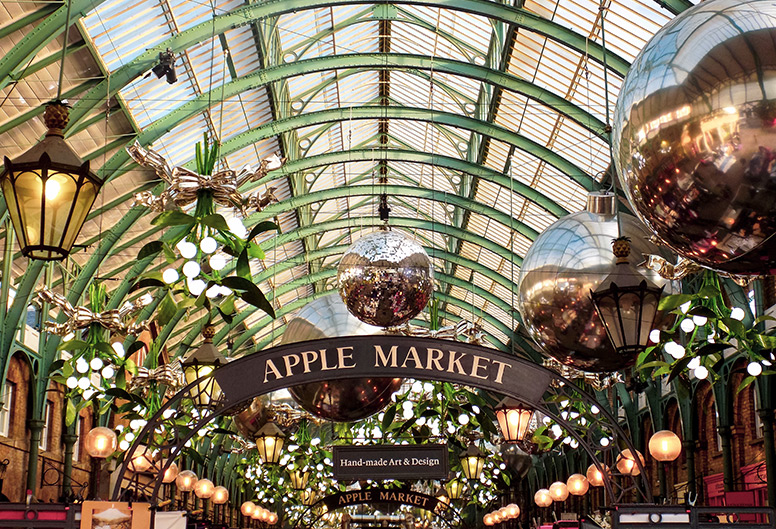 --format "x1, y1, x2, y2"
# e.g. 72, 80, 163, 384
151, 48, 177, 84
